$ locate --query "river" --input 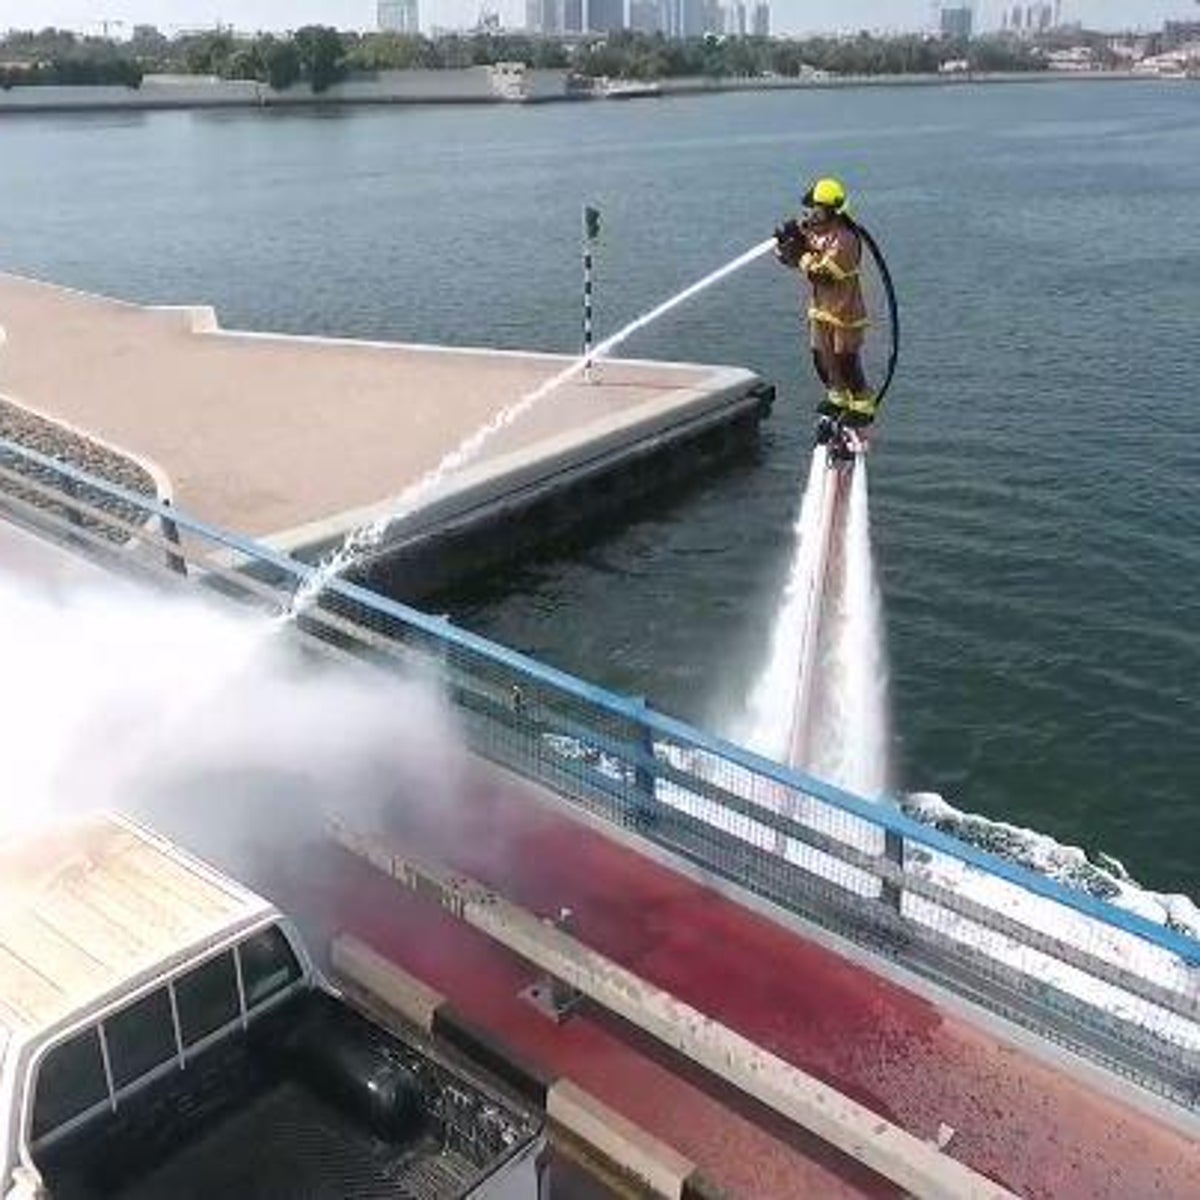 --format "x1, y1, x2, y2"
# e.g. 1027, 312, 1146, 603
1, 79, 1197, 894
